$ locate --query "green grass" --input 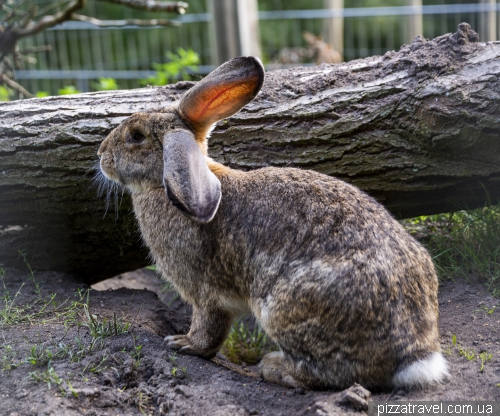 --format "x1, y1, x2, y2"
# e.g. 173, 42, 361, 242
1, 345, 19, 371
0, 258, 137, 382
221, 319, 277, 365
479, 351, 493, 373
28, 367, 62, 389
82, 353, 109, 374
404, 203, 500, 296
26, 344, 57, 366
0, 266, 88, 328
82, 303, 130, 339
447, 334, 494, 372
